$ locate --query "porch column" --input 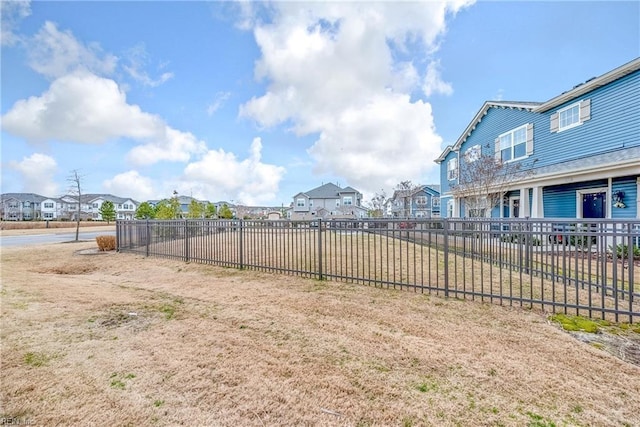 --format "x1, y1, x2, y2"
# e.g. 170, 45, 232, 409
519, 187, 530, 218
530, 186, 544, 218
